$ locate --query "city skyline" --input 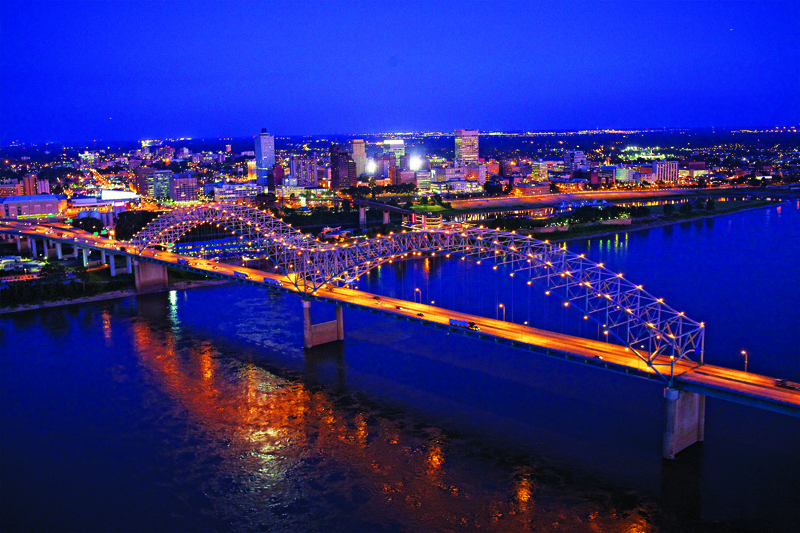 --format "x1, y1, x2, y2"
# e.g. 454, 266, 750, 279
2, 0, 798, 144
